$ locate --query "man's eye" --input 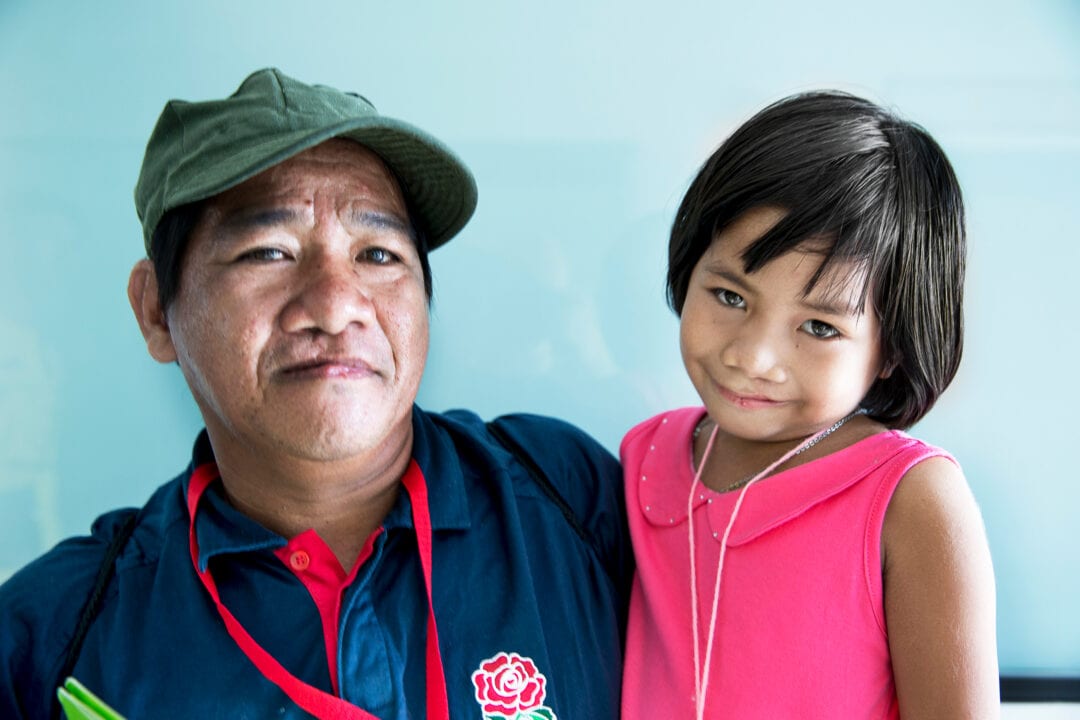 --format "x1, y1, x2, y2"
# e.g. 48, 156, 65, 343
713, 288, 746, 308
238, 247, 288, 262
801, 319, 840, 339
360, 247, 399, 265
